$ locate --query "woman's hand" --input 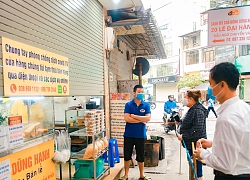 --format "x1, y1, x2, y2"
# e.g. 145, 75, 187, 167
196, 138, 212, 148
177, 134, 183, 141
